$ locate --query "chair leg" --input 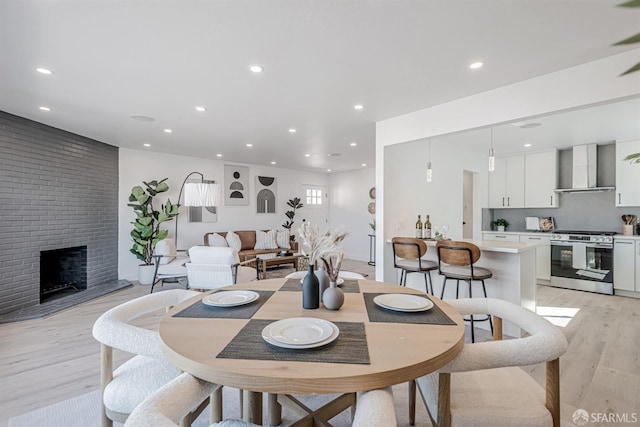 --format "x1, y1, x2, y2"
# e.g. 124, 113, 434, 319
481, 280, 494, 334
408, 379, 416, 426
468, 279, 475, 343
399, 270, 405, 286
455, 279, 460, 299
423, 273, 430, 295
440, 277, 448, 299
